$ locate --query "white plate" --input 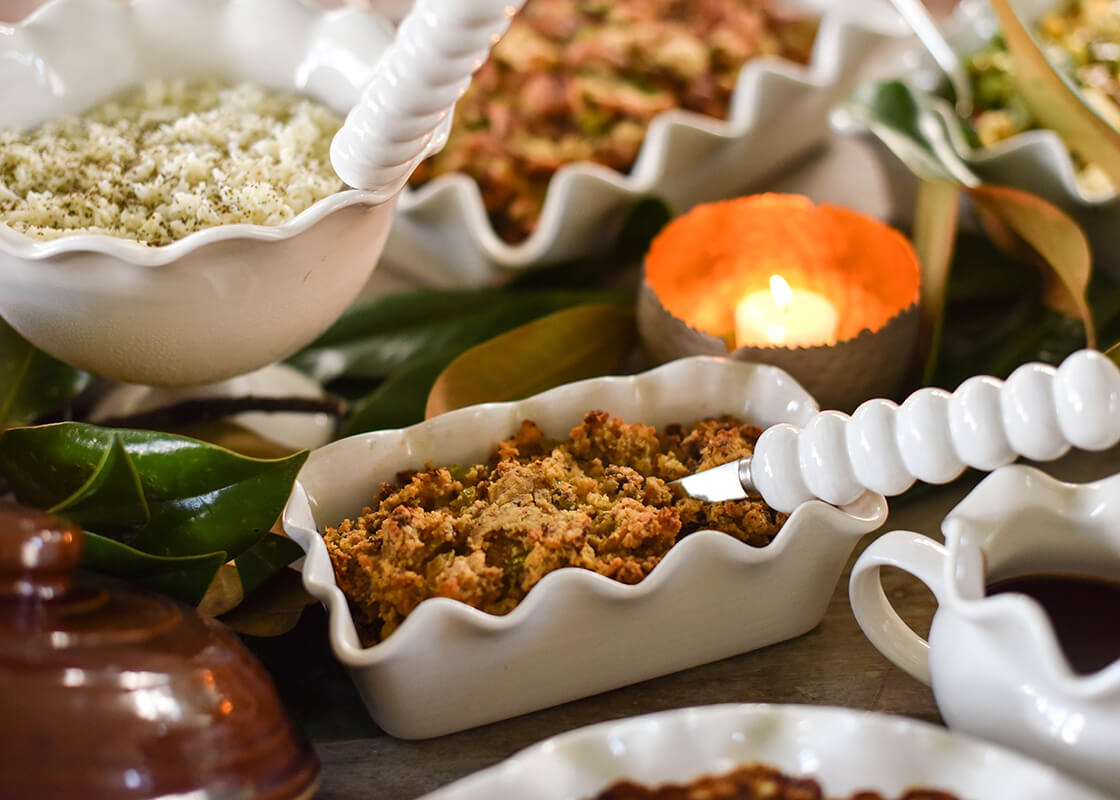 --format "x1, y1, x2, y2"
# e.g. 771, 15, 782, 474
283, 358, 886, 739
380, 0, 907, 286
419, 704, 1112, 800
